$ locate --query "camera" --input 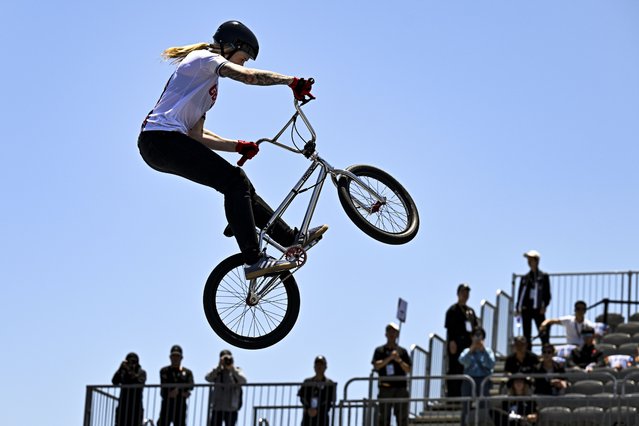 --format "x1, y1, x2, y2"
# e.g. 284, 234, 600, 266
223, 356, 234, 366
